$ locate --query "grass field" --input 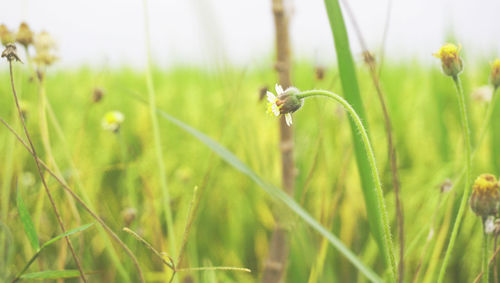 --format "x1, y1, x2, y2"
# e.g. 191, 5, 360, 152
0, 56, 499, 282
